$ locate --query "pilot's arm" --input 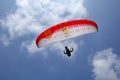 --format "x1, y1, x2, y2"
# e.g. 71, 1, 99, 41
70, 48, 73, 52
63, 50, 66, 54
